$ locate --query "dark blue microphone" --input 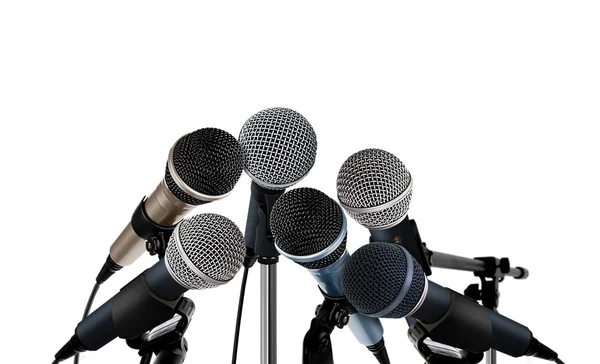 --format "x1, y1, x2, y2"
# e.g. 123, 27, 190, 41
270, 187, 389, 364
341, 242, 564, 363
